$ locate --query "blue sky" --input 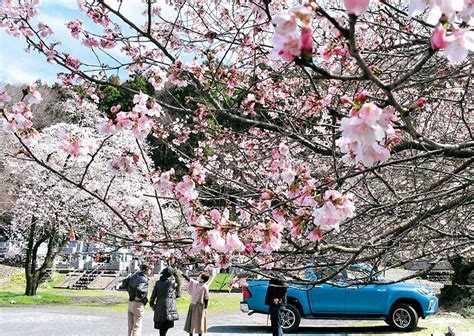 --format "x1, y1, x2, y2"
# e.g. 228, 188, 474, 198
0, 0, 154, 85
